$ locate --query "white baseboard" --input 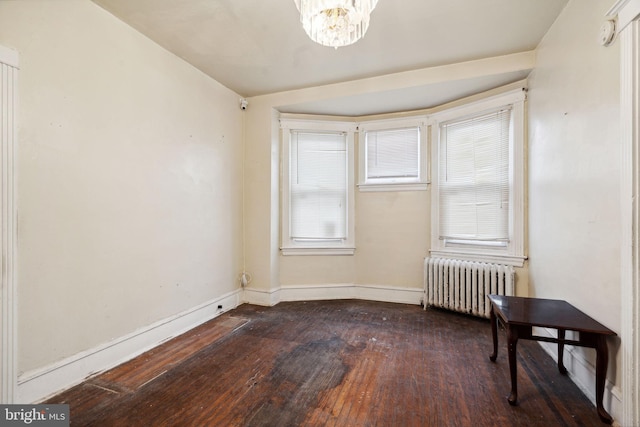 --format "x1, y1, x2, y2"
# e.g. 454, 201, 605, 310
242, 283, 423, 307
18, 289, 242, 404
241, 286, 281, 306
16, 284, 432, 404
536, 327, 622, 424
18, 284, 614, 422
354, 284, 423, 305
